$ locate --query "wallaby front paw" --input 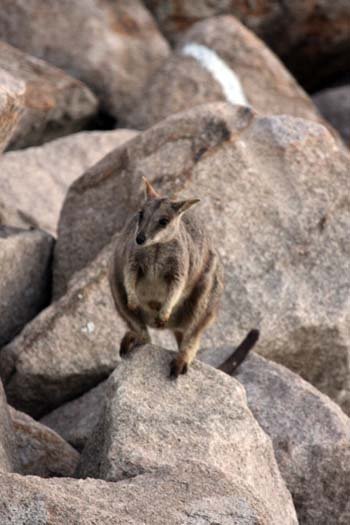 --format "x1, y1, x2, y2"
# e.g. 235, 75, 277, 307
169, 356, 188, 379
155, 309, 170, 328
